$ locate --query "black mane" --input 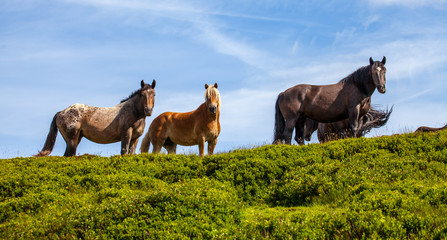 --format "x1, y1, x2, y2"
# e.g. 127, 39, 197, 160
120, 84, 152, 103
339, 65, 371, 85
